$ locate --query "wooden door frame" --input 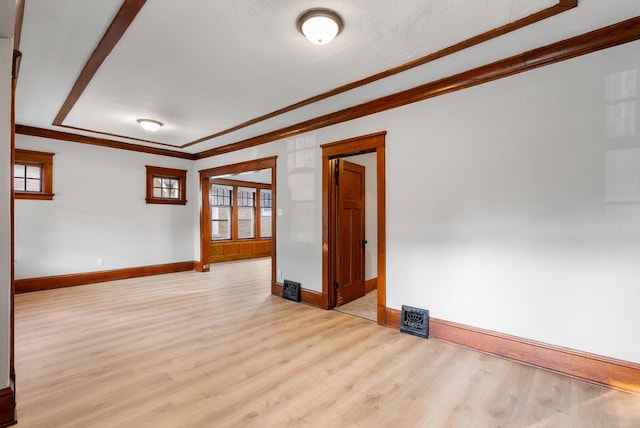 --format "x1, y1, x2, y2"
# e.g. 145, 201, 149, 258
321, 132, 386, 325
198, 157, 277, 287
